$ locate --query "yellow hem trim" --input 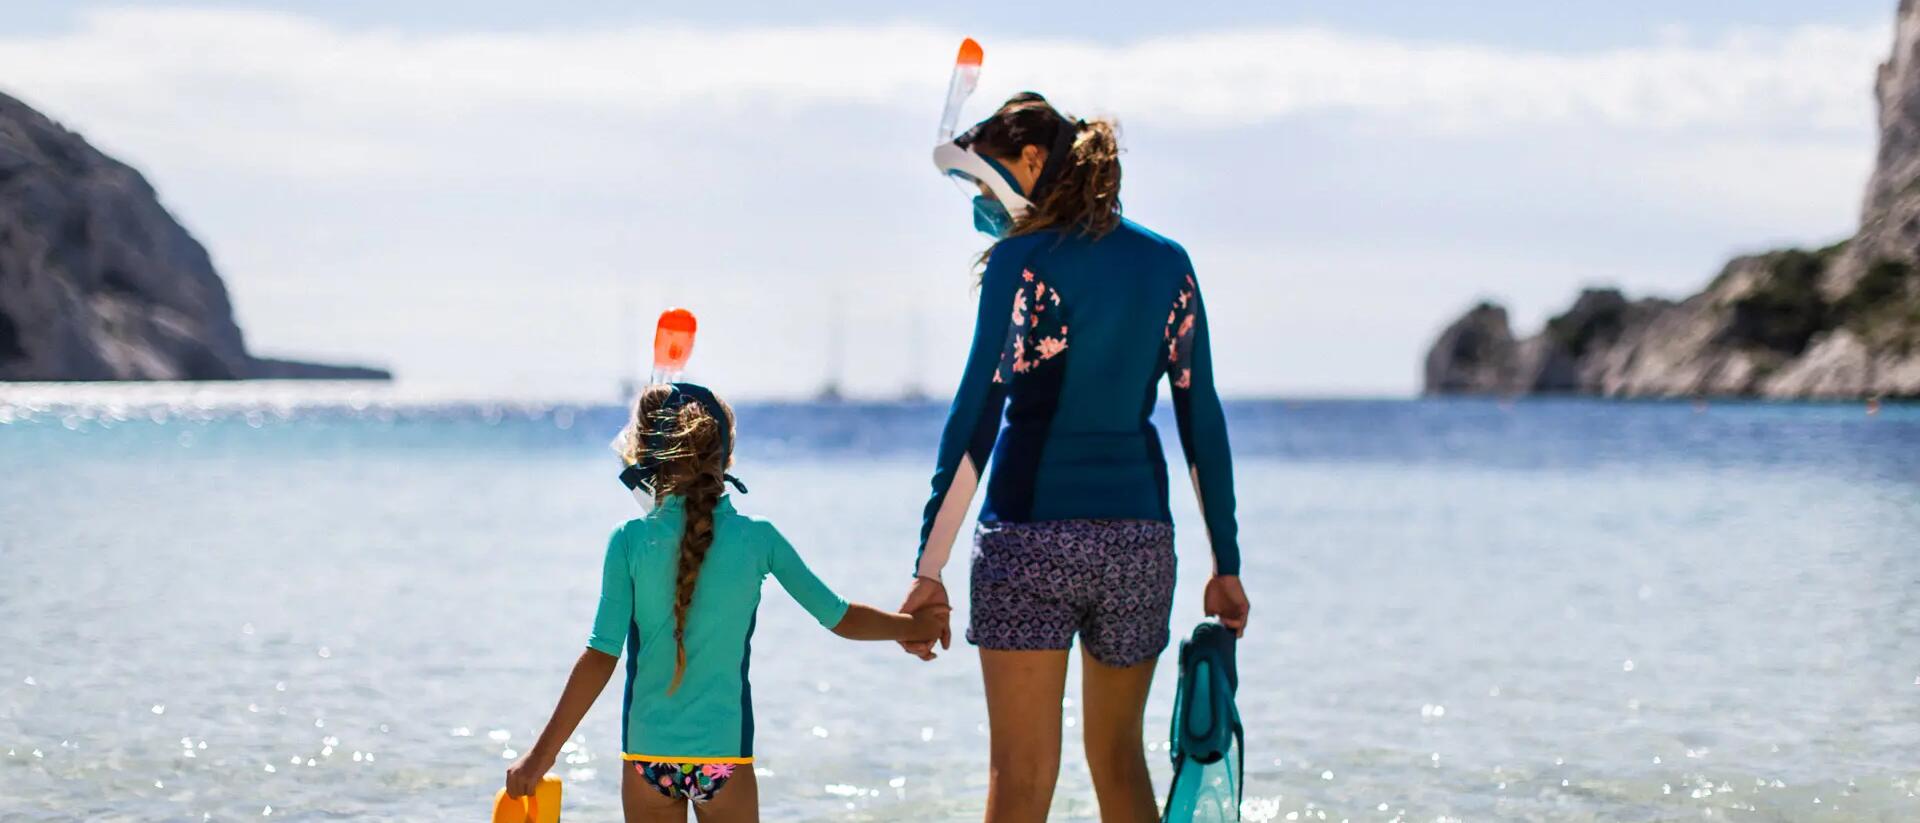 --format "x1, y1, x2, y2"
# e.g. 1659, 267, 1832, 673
621, 753, 754, 764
